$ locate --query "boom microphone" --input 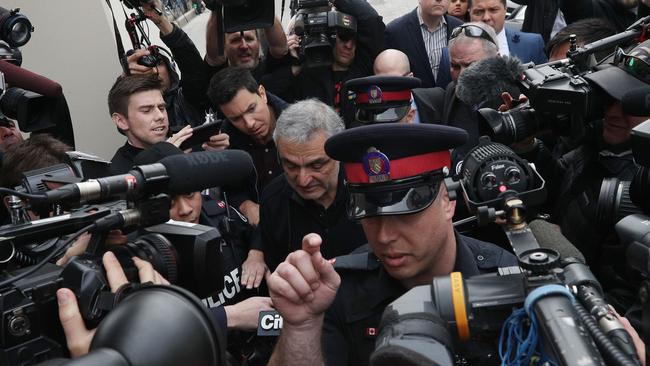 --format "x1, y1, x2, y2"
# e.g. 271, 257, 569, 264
621, 86, 650, 117
0, 60, 63, 97
41, 150, 253, 204
455, 56, 523, 109
528, 219, 586, 263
